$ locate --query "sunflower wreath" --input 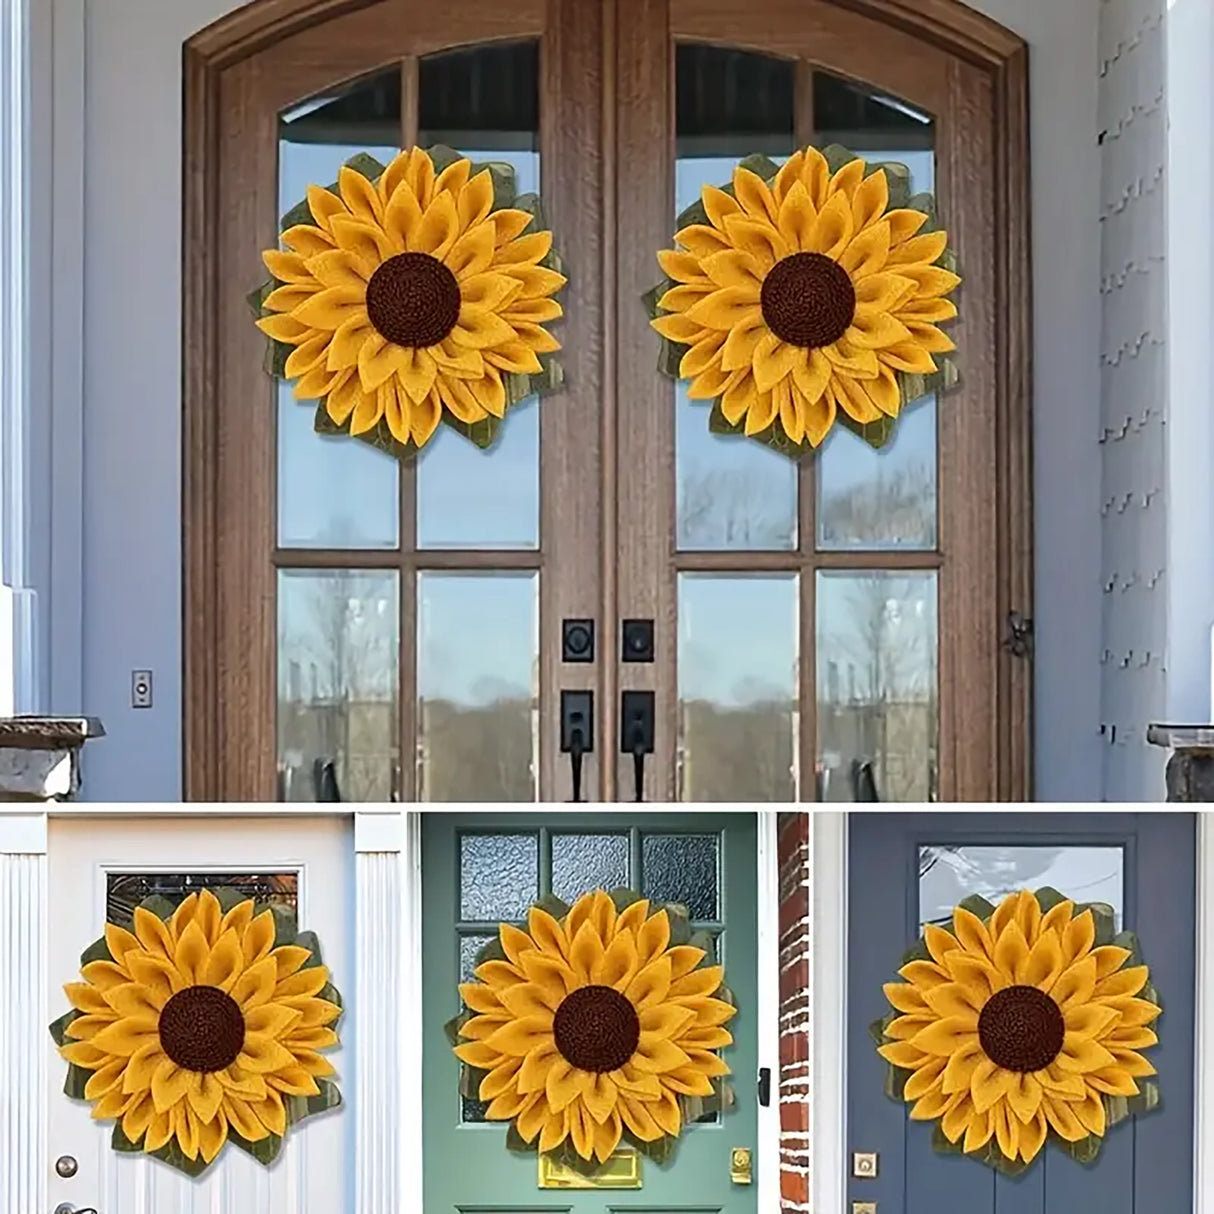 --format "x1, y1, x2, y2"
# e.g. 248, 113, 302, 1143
445, 888, 737, 1174
251, 145, 566, 460
871, 887, 1161, 1177
646, 143, 960, 457
49, 887, 344, 1178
